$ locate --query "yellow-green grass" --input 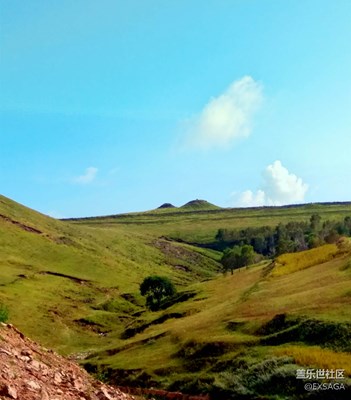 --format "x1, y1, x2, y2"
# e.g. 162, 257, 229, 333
0, 195, 219, 353
2, 193, 351, 391
70, 202, 351, 244
272, 244, 340, 277
88, 250, 351, 379
273, 345, 351, 376
100, 244, 351, 359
